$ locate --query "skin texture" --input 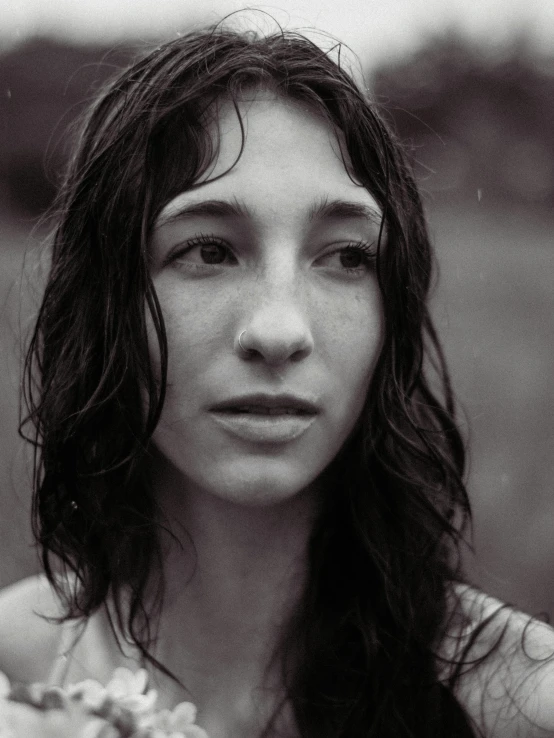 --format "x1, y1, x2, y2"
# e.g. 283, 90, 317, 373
141, 94, 386, 735
149, 94, 384, 510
